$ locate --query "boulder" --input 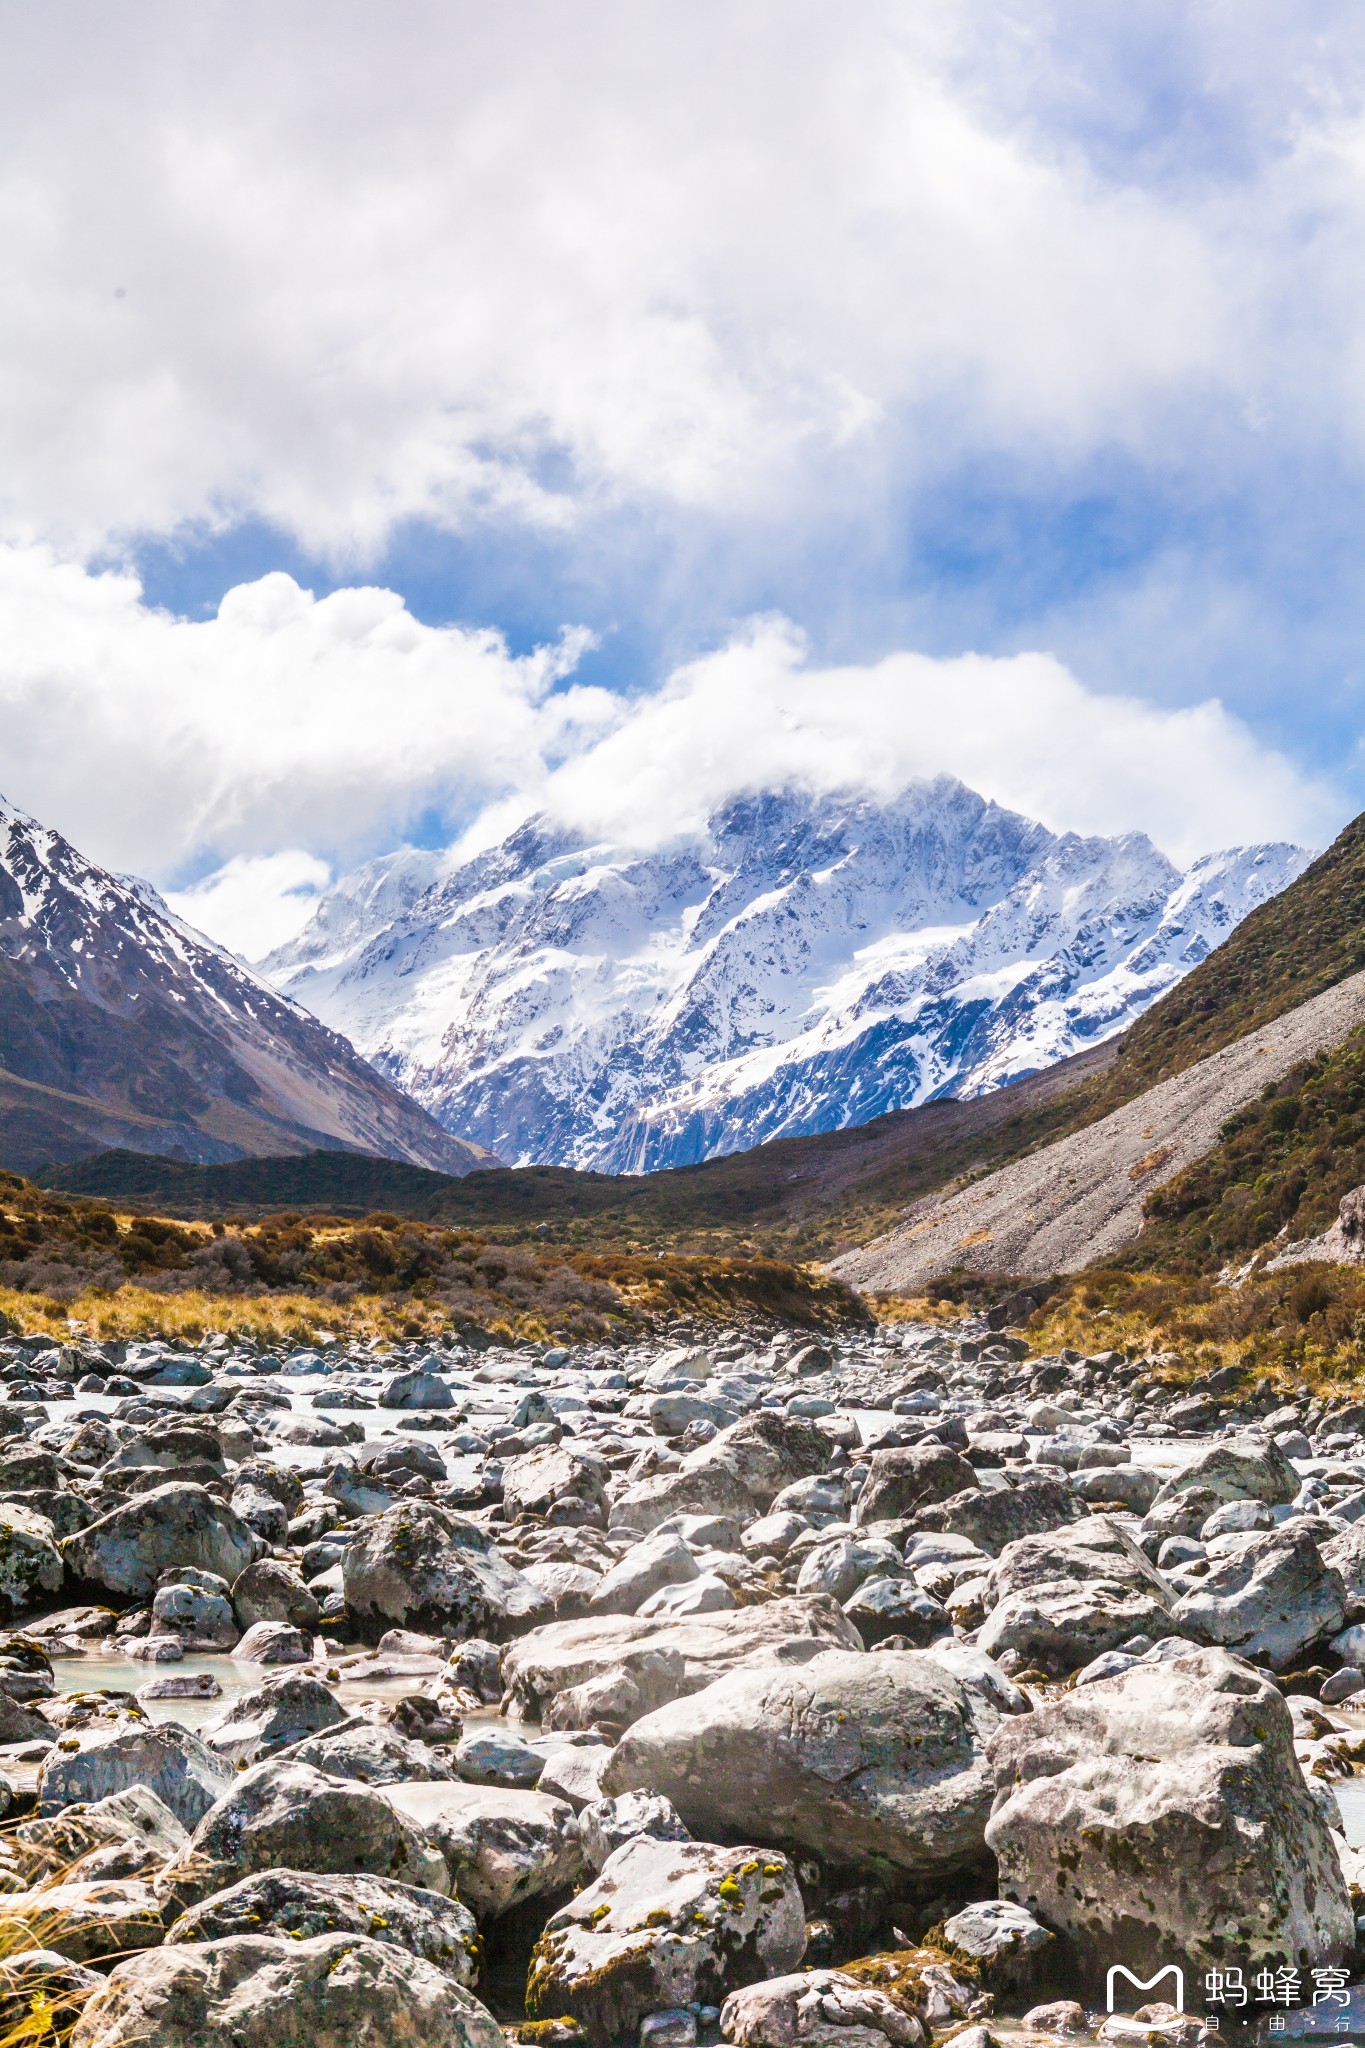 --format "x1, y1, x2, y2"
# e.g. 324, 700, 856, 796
290, 1721, 457, 1786
1171, 1525, 1346, 1669
9, 1785, 188, 1884
0, 1878, 165, 1963
180, 1758, 449, 1904
909, 1477, 1079, 1555
234, 1620, 312, 1664
38, 1721, 235, 1831
63, 1483, 258, 1598
152, 1578, 239, 1649
854, 1445, 978, 1529
579, 1790, 692, 1872
719, 1969, 922, 2046
201, 1671, 347, 1763
381, 1780, 583, 1919
501, 1446, 607, 1526
105, 1424, 224, 1475
0, 1505, 64, 1617
1148, 1439, 1300, 1512
343, 1504, 549, 1639
603, 1646, 998, 1879
844, 1577, 951, 1647
681, 1412, 833, 1510
985, 1646, 1354, 1982
795, 1538, 900, 1603
382, 1370, 455, 1410
588, 1531, 699, 1616
976, 1517, 1174, 1677
167, 1869, 480, 1985
1069, 1467, 1163, 1515
233, 1558, 321, 1631
501, 1597, 861, 1729
938, 1899, 1054, 1991
231, 1485, 290, 1545
525, 1836, 805, 2042
68, 1931, 505, 2048
610, 1462, 756, 1536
